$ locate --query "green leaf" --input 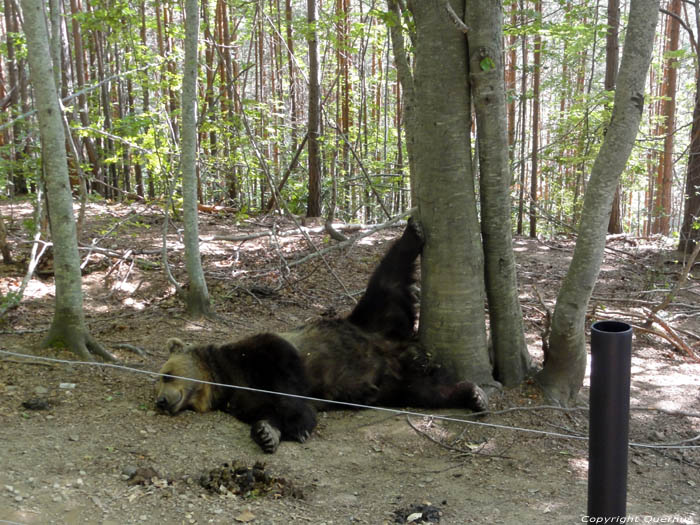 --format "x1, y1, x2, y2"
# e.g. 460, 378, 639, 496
480, 56, 496, 71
